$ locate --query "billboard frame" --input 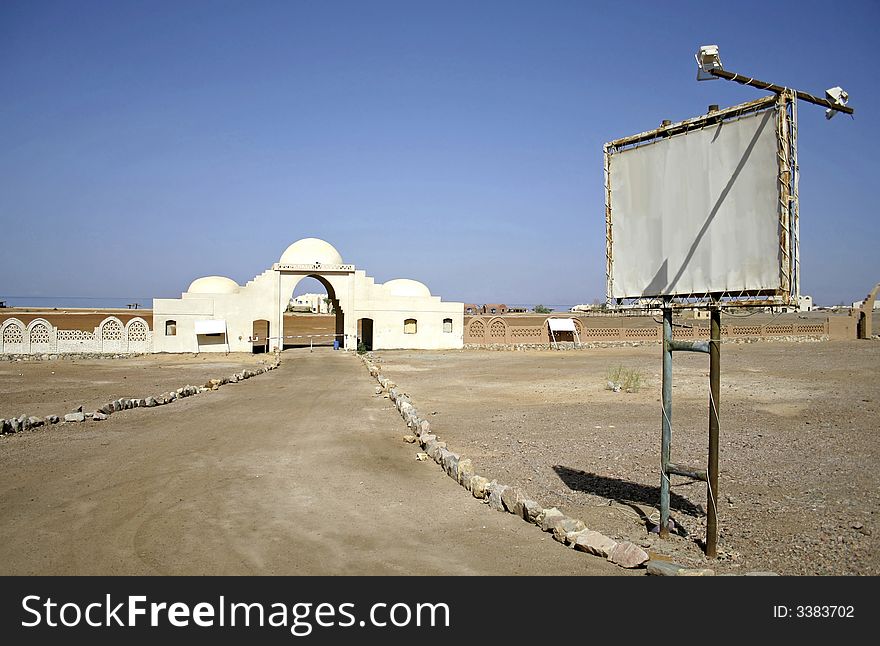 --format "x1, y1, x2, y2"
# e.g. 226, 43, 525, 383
604, 92, 800, 309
